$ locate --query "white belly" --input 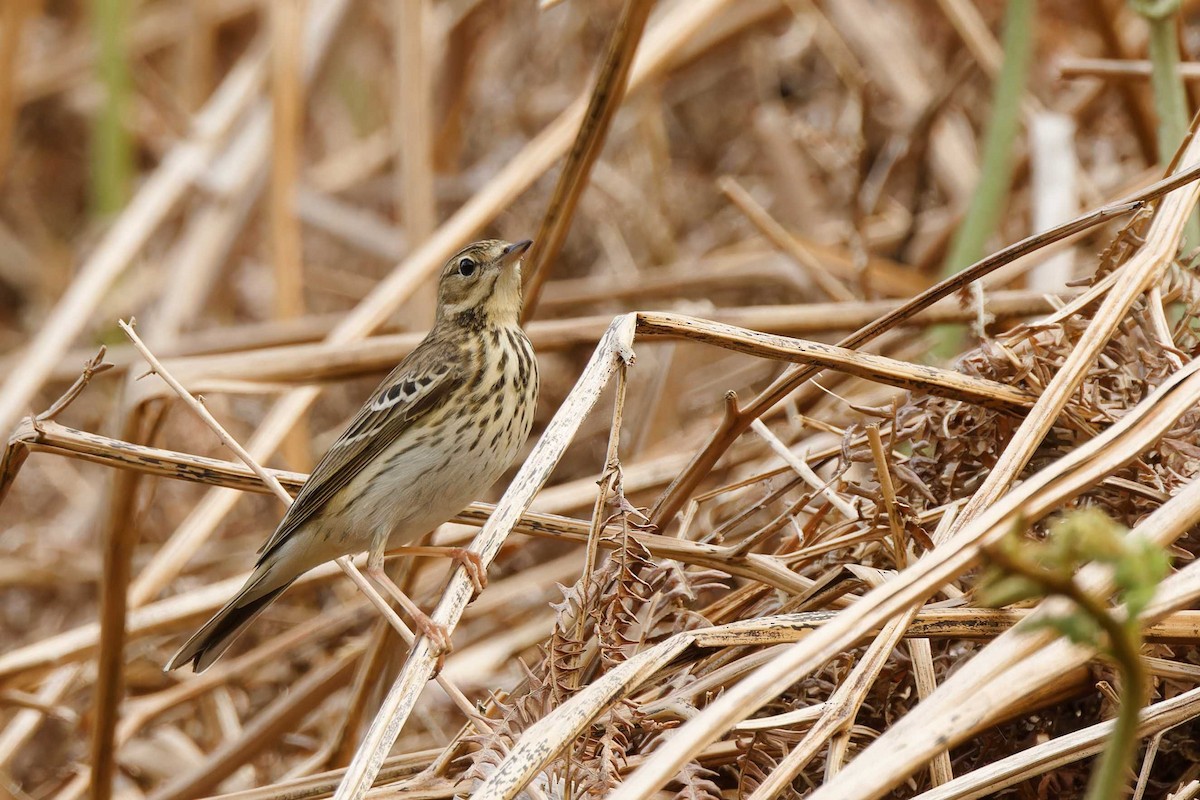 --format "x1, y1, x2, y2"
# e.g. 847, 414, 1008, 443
324, 405, 530, 551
